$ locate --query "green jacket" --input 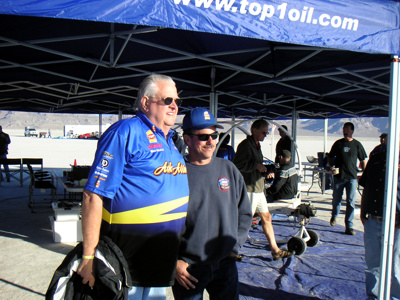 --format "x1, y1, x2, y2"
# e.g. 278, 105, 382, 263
233, 135, 265, 193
